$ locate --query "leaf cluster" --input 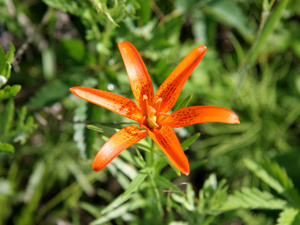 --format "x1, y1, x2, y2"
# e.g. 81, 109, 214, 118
0, 44, 36, 154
